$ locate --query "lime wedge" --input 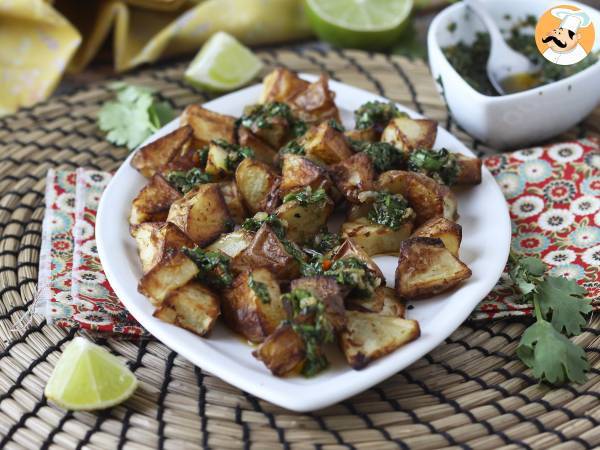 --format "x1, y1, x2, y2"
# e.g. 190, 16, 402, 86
305, 0, 413, 50
45, 337, 138, 410
184, 32, 263, 93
